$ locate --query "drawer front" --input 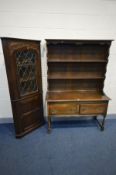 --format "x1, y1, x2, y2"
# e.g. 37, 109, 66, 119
48, 102, 79, 115
80, 103, 107, 115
